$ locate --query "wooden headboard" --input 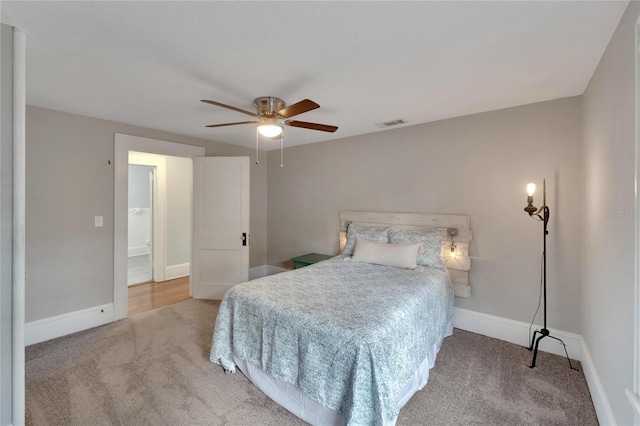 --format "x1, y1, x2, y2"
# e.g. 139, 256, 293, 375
339, 211, 472, 298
